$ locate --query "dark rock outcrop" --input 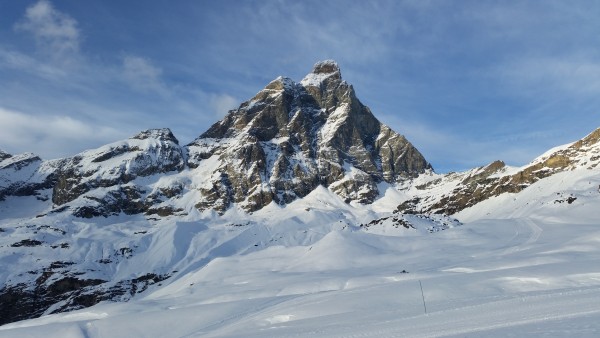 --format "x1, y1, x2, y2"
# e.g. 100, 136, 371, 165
0, 149, 12, 162
0, 270, 170, 326
404, 127, 600, 215
51, 128, 185, 208
0, 152, 55, 201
